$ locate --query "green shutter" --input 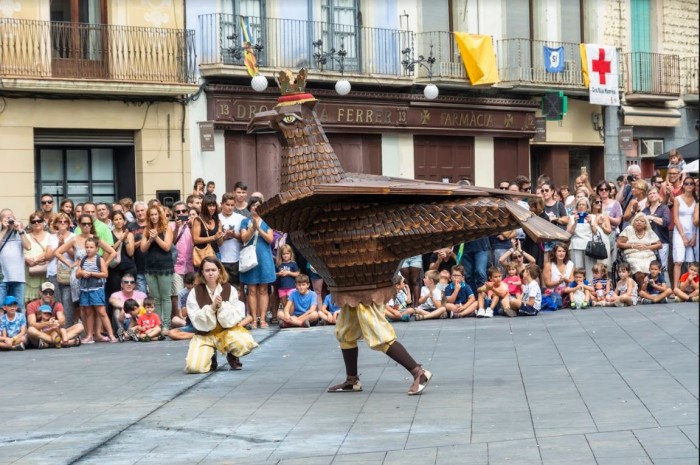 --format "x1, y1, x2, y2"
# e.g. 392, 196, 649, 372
630, 0, 652, 91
